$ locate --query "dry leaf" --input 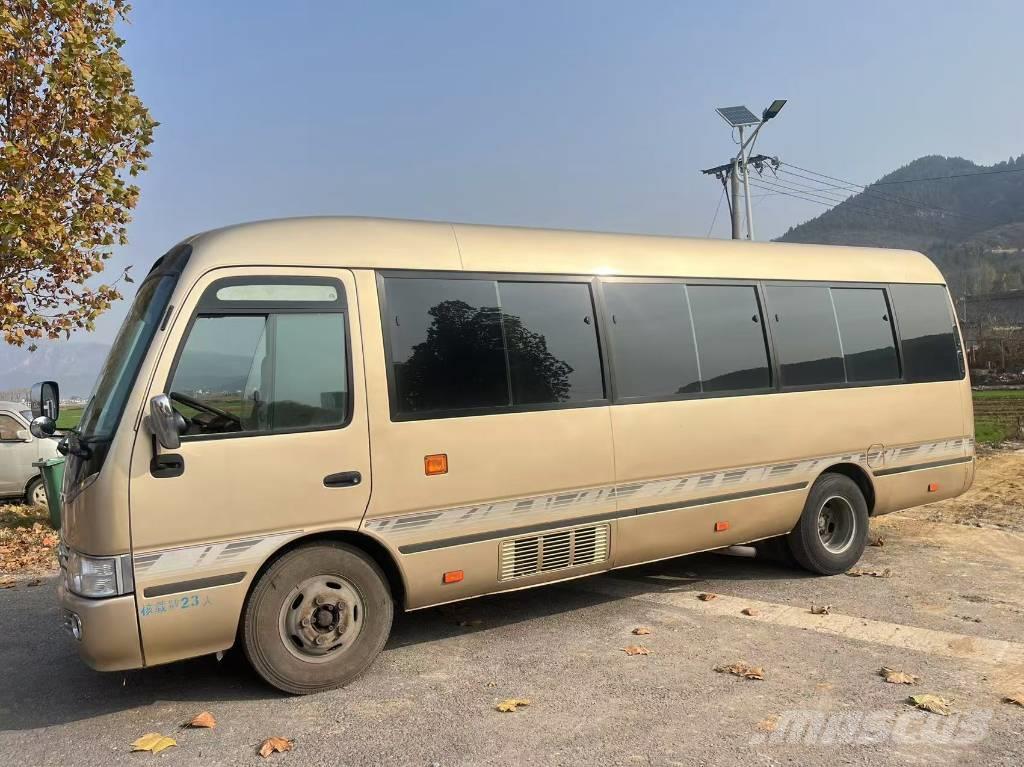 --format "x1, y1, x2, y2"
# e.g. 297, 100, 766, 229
621, 645, 651, 656
187, 711, 216, 728
908, 694, 952, 716
495, 698, 530, 712
697, 593, 717, 601
26, 578, 41, 587
846, 567, 891, 578
741, 607, 759, 617
258, 737, 294, 757
631, 626, 652, 635
714, 662, 765, 680
131, 733, 177, 754
810, 604, 831, 615
0, 579, 15, 589
1003, 693, 1024, 707
41, 535, 57, 547
755, 716, 778, 732
868, 535, 885, 547
880, 667, 919, 685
